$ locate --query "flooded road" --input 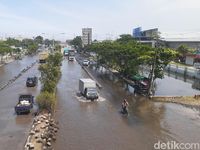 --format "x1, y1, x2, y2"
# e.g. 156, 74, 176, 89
0, 57, 40, 150
0, 55, 199, 150
55, 58, 200, 150
0, 55, 37, 87
155, 75, 200, 96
